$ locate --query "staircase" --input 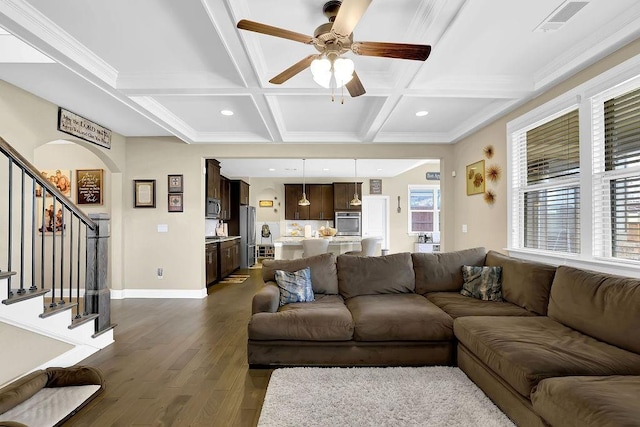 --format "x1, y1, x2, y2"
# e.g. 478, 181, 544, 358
0, 137, 114, 384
